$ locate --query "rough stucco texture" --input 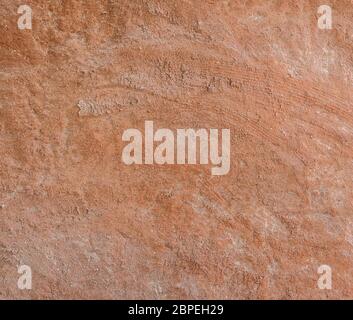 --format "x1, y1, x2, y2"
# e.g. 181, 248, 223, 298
1, 0, 353, 299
